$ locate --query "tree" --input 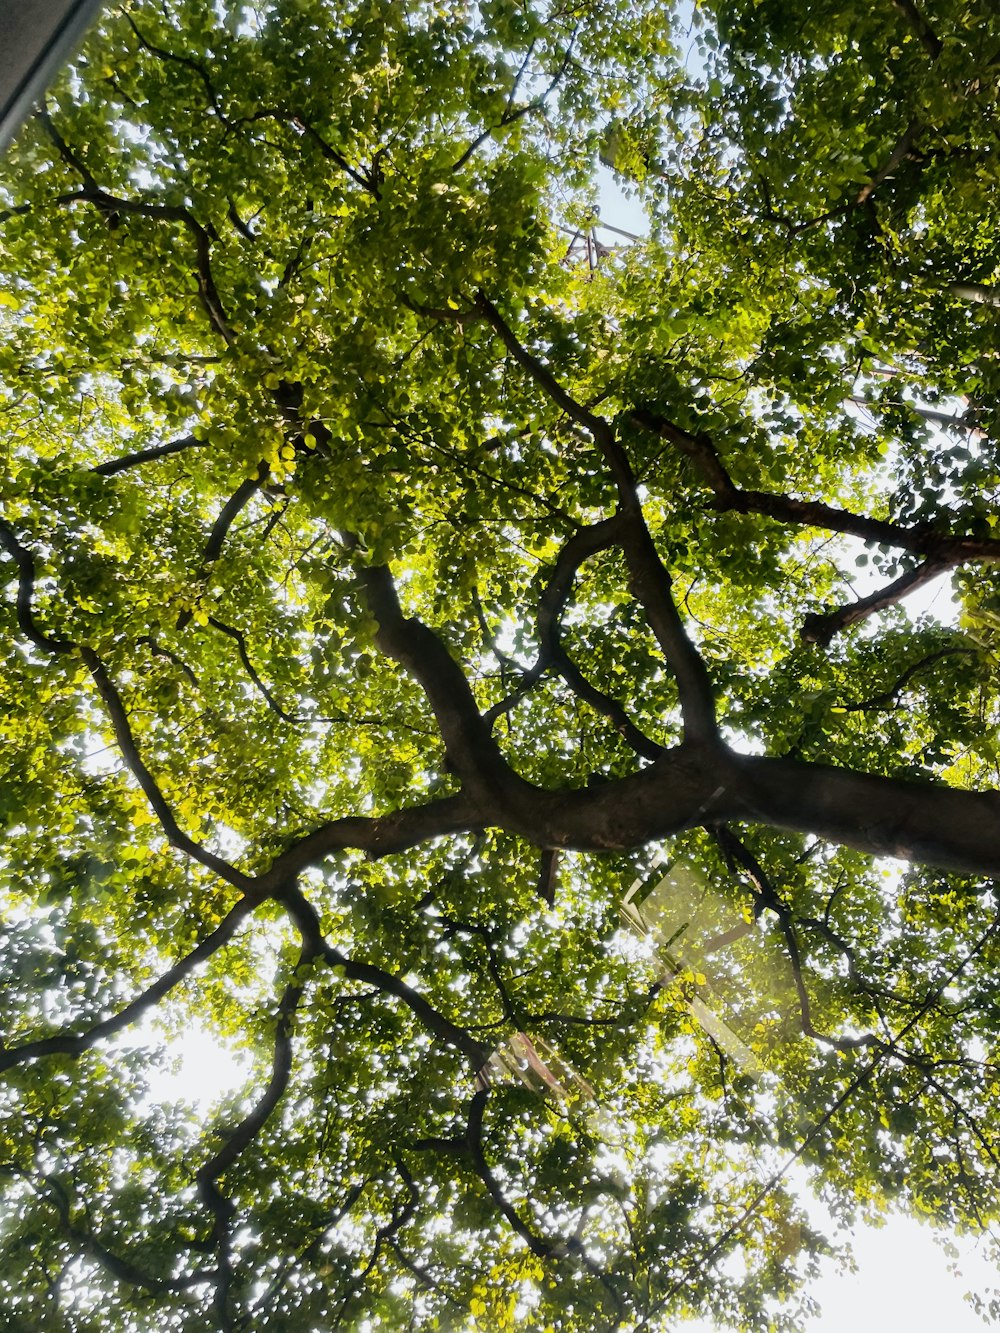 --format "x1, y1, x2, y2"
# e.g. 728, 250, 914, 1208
1, 0, 999, 1327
